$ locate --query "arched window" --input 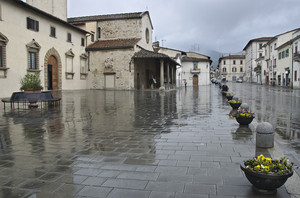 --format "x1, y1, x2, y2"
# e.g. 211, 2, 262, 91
232, 67, 237, 72
222, 67, 227, 73
240, 67, 243, 72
